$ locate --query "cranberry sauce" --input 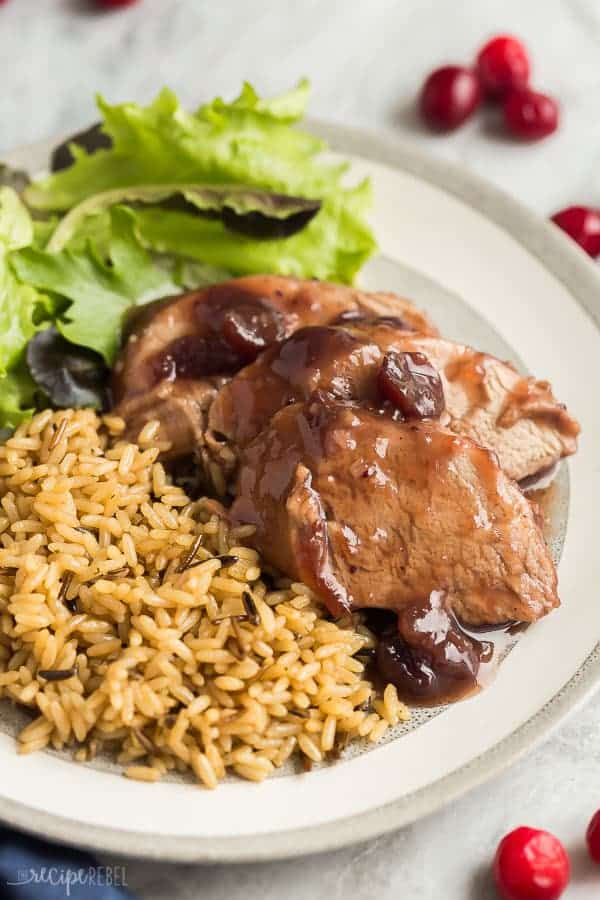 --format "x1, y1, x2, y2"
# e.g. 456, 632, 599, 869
445, 351, 489, 406
331, 310, 414, 332
498, 376, 580, 438
155, 334, 241, 381
150, 289, 288, 385
368, 592, 494, 705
